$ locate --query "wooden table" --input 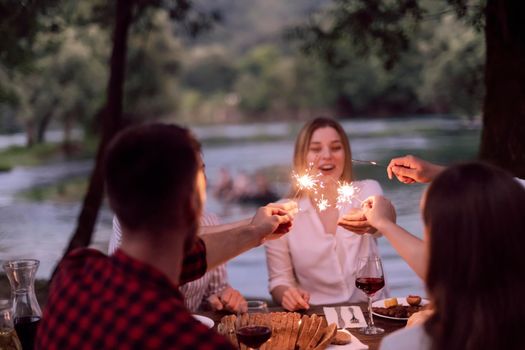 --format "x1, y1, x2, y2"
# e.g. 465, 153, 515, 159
197, 303, 405, 350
